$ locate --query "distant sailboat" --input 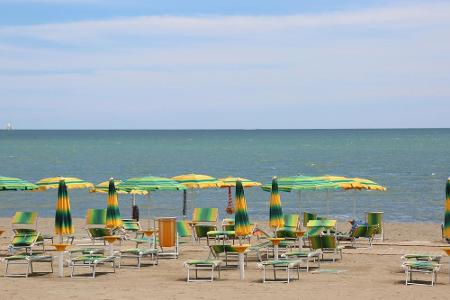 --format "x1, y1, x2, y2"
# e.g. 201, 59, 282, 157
5, 123, 13, 130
